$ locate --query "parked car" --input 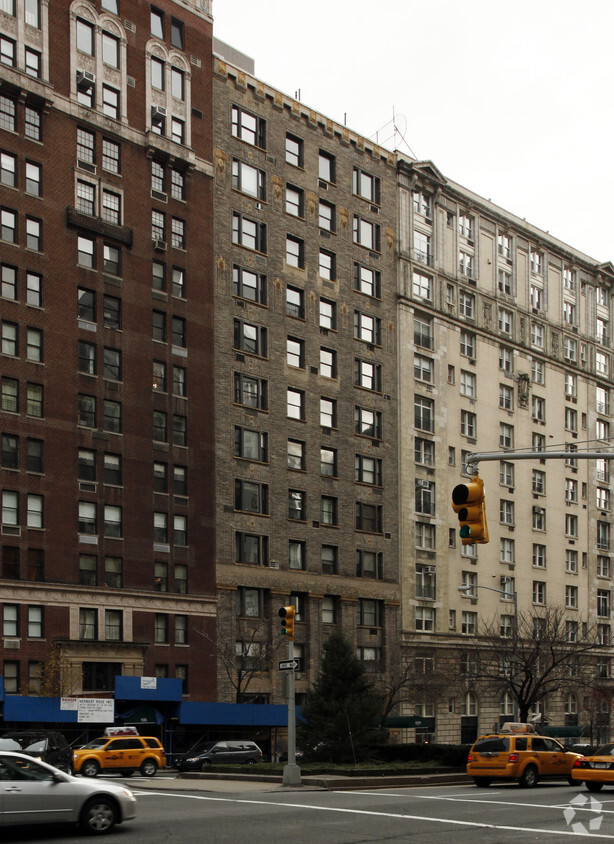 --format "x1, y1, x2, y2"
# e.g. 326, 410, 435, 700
572, 743, 614, 791
176, 740, 262, 771
73, 735, 165, 777
467, 726, 583, 787
0, 750, 136, 834
0, 730, 73, 773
